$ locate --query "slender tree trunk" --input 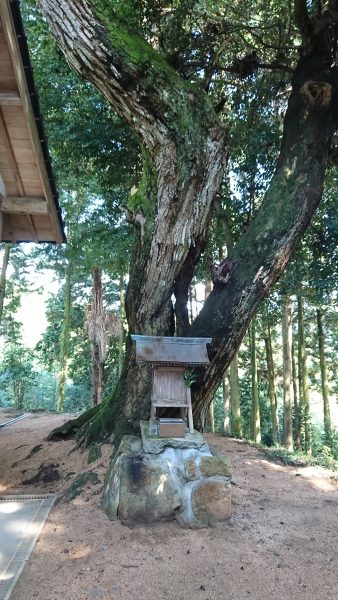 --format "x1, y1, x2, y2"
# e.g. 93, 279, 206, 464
264, 319, 279, 445
316, 308, 331, 438
292, 338, 301, 450
282, 296, 293, 451
297, 296, 311, 453
57, 260, 72, 412
250, 318, 261, 443
189, 288, 194, 323
207, 400, 215, 433
229, 355, 242, 437
14, 381, 24, 410
0, 244, 11, 326
223, 373, 231, 435
88, 267, 106, 406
